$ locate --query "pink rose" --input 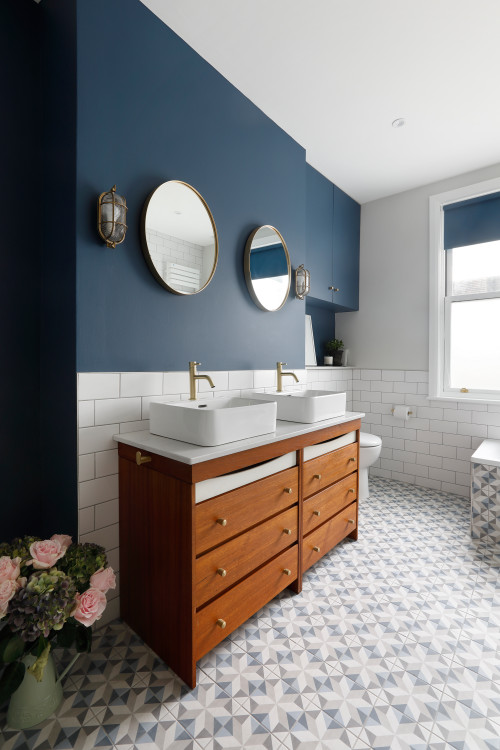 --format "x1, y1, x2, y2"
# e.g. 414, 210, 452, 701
29, 539, 65, 569
72, 588, 107, 626
0, 556, 21, 583
89, 567, 116, 593
50, 534, 72, 552
0, 579, 19, 619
